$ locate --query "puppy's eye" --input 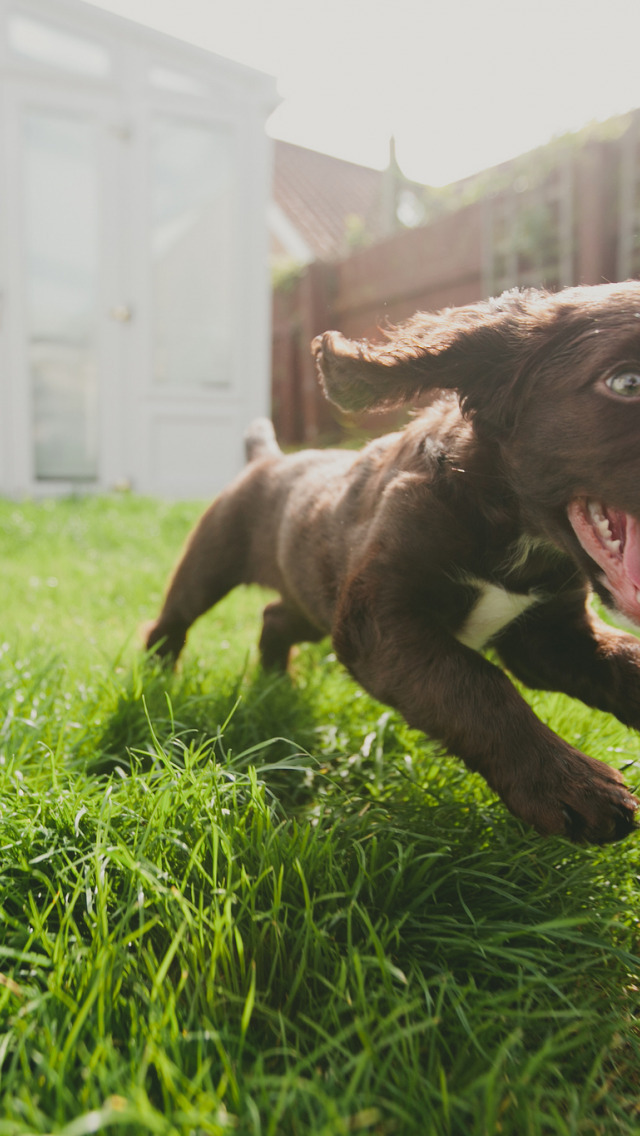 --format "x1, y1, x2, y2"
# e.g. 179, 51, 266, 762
606, 372, 640, 397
